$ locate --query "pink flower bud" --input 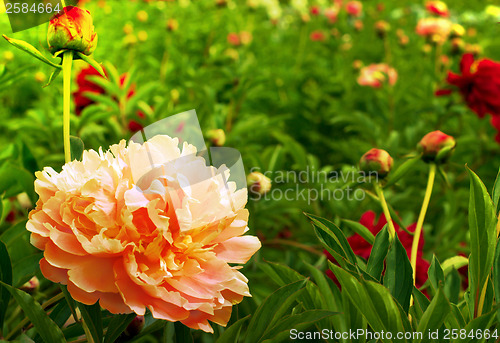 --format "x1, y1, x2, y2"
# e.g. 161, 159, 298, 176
418, 130, 456, 162
359, 148, 393, 178
47, 6, 97, 56
247, 172, 272, 195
